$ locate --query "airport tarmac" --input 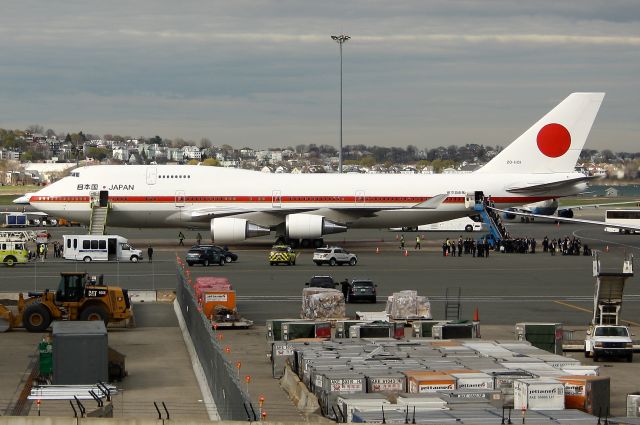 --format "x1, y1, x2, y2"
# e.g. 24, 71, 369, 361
2, 211, 640, 326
